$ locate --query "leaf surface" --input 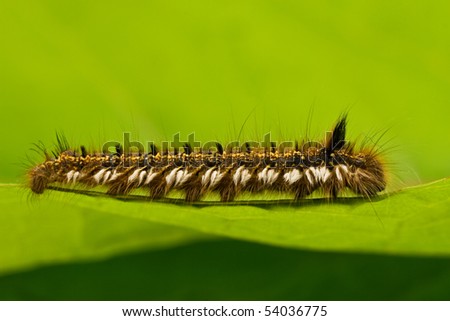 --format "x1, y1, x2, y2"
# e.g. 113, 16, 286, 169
1, 178, 449, 274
